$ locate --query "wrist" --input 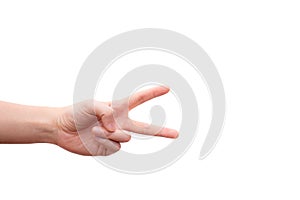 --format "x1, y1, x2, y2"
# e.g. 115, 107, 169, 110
31, 107, 61, 145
